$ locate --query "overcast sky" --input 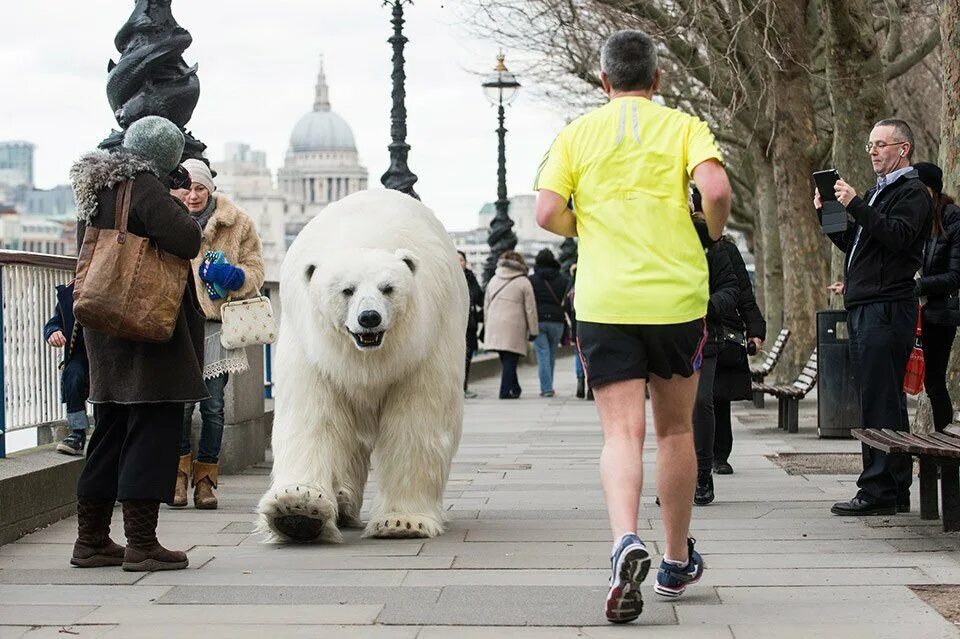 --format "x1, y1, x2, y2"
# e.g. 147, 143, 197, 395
0, 1, 571, 231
